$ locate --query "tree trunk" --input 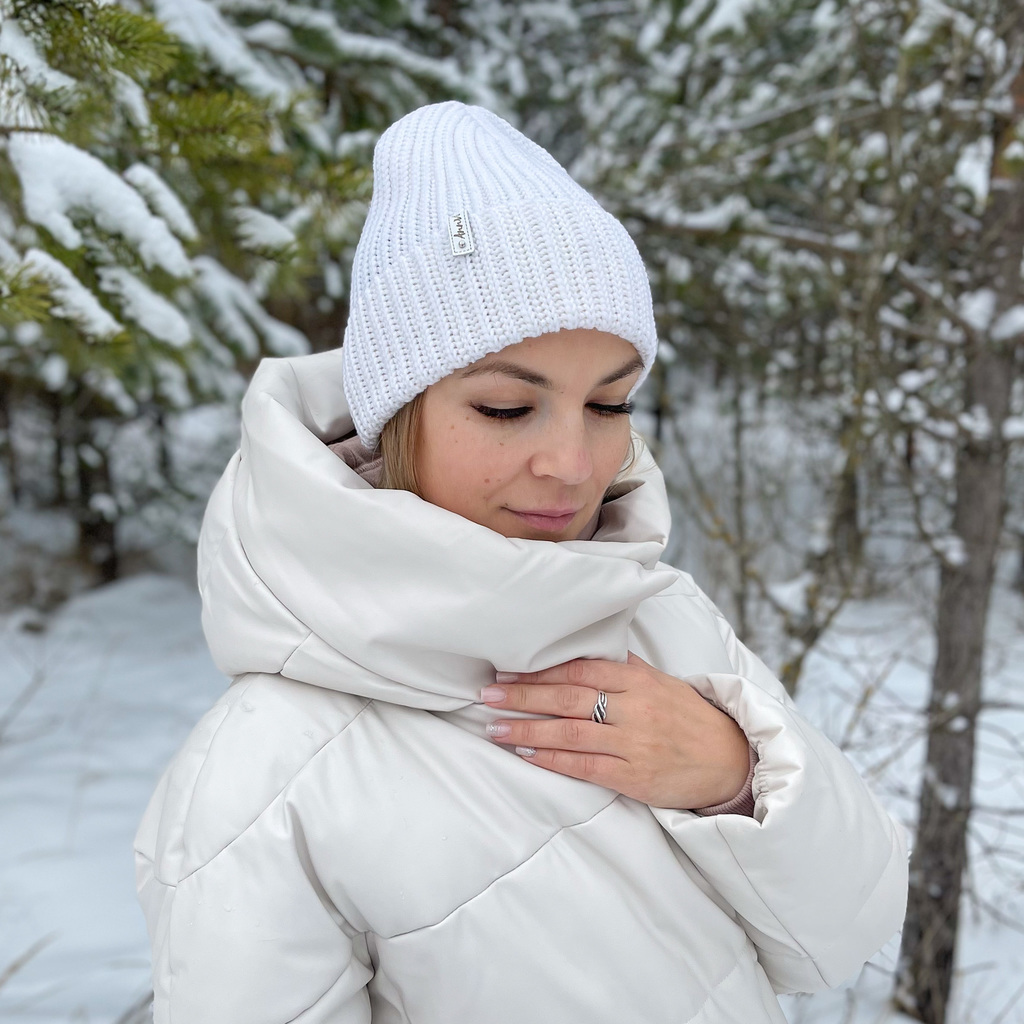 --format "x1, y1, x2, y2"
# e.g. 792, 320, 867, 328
895, 77, 1024, 1024
1014, 530, 1024, 594
831, 427, 863, 581
0, 375, 21, 504
47, 390, 69, 506
76, 445, 119, 583
730, 372, 750, 641
71, 408, 119, 584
